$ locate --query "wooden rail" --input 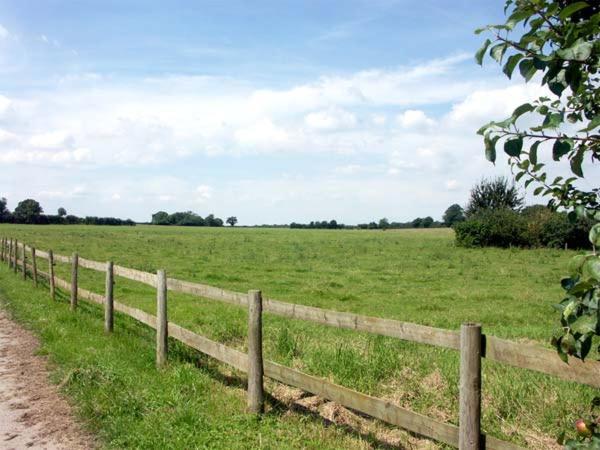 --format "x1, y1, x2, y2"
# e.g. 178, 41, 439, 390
3, 237, 599, 449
